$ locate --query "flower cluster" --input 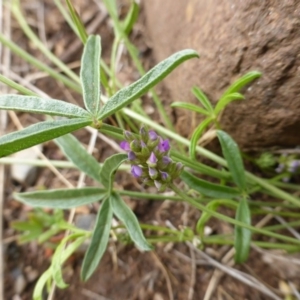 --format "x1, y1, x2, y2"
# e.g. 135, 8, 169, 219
275, 154, 300, 182
120, 126, 183, 191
